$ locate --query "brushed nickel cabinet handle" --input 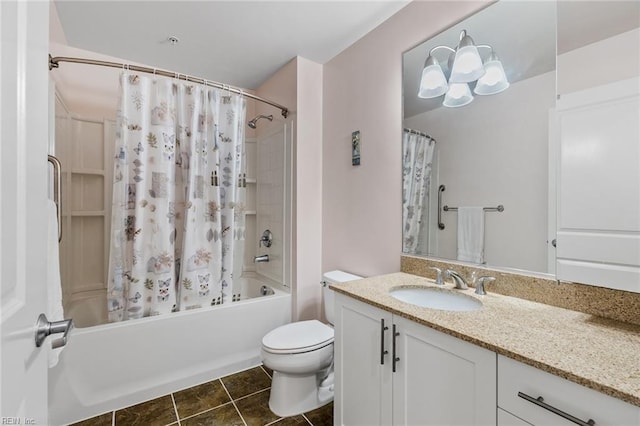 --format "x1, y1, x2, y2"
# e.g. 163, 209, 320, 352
380, 318, 389, 365
518, 392, 595, 426
392, 324, 400, 372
